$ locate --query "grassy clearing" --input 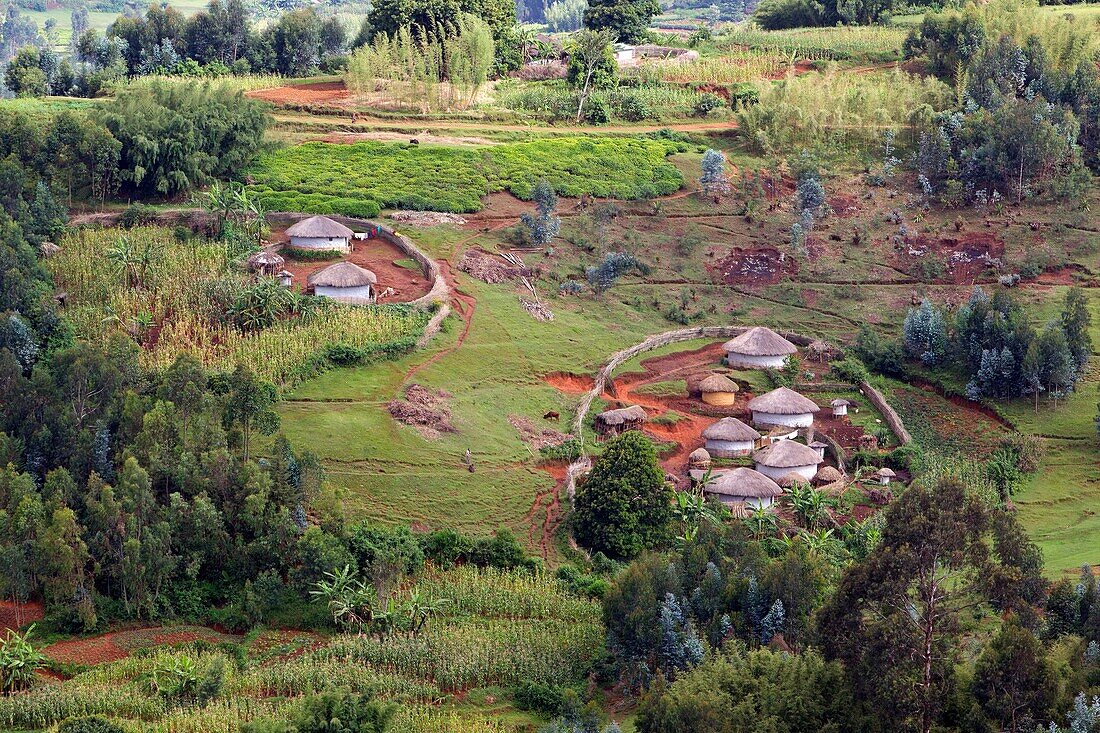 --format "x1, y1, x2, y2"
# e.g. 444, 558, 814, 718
248, 137, 686, 216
